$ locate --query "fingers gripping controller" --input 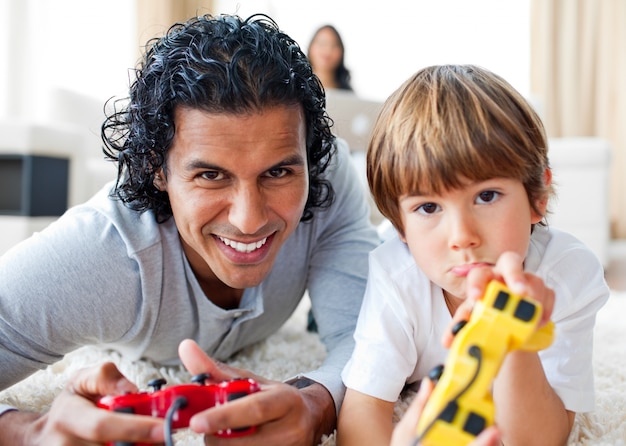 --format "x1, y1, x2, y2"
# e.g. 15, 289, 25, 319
97, 374, 261, 446
414, 281, 555, 446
